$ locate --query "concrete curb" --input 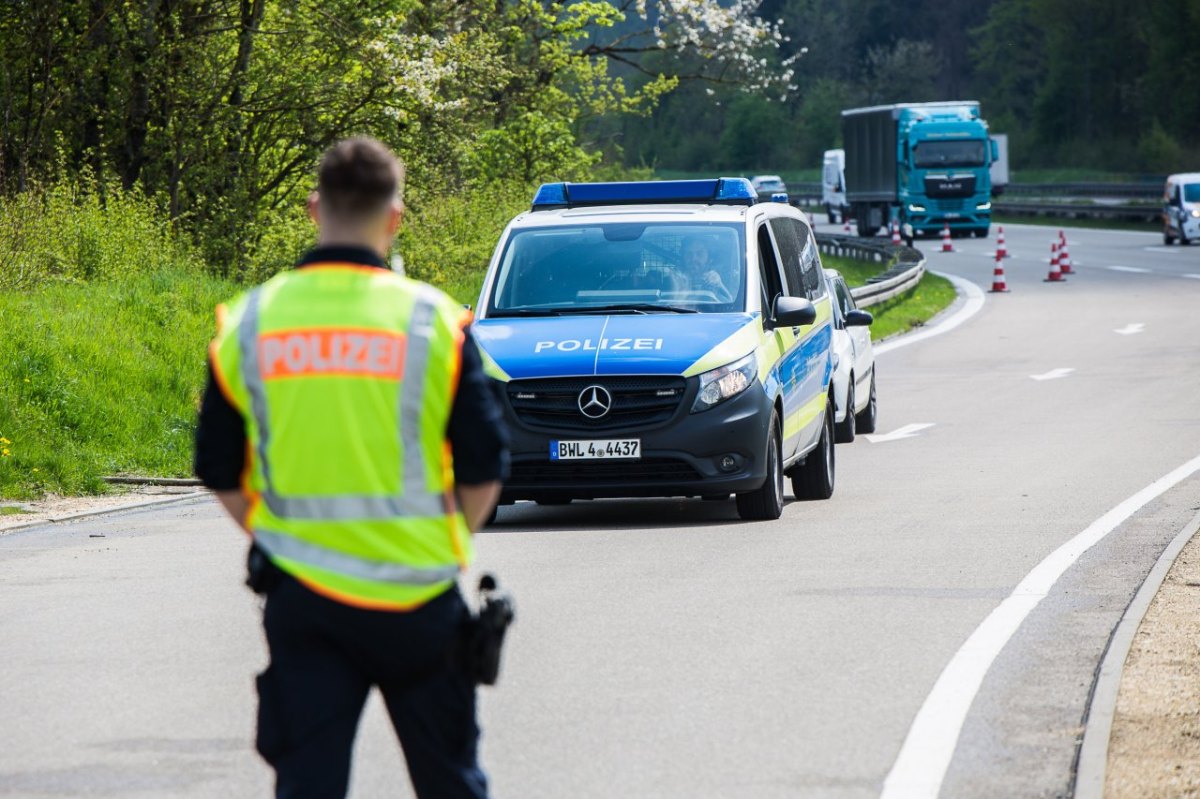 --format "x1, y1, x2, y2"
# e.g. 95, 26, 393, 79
1074, 507, 1200, 798
0, 490, 210, 535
